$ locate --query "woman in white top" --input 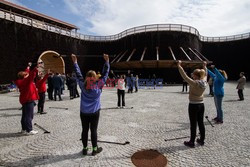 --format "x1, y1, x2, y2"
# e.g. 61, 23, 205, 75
117, 75, 126, 108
